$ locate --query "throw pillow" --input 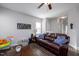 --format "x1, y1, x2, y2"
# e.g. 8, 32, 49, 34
54, 36, 67, 46
38, 34, 44, 39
